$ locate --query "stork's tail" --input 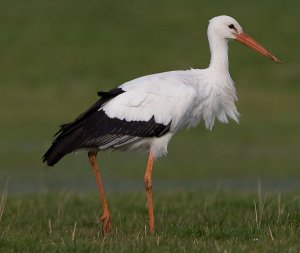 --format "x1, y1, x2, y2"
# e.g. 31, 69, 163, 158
42, 127, 83, 166
42, 142, 66, 167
